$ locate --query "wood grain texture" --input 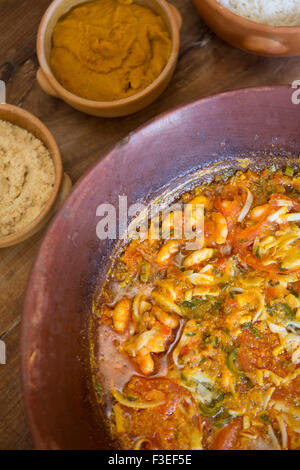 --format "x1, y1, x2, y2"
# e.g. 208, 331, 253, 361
0, 0, 300, 450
